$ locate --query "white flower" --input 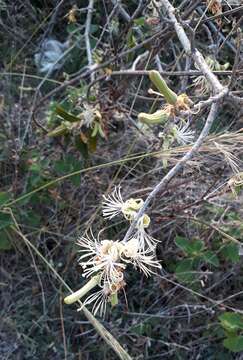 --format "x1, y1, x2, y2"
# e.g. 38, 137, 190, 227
121, 238, 161, 276
78, 283, 110, 317
172, 121, 195, 145
78, 232, 125, 286
102, 187, 144, 220
102, 186, 125, 219
66, 230, 162, 316
78, 230, 161, 281
132, 214, 159, 251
